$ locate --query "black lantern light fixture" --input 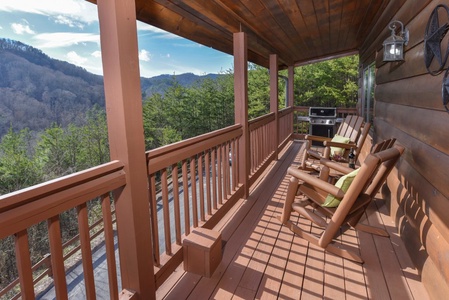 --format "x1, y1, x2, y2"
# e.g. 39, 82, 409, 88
383, 20, 409, 62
